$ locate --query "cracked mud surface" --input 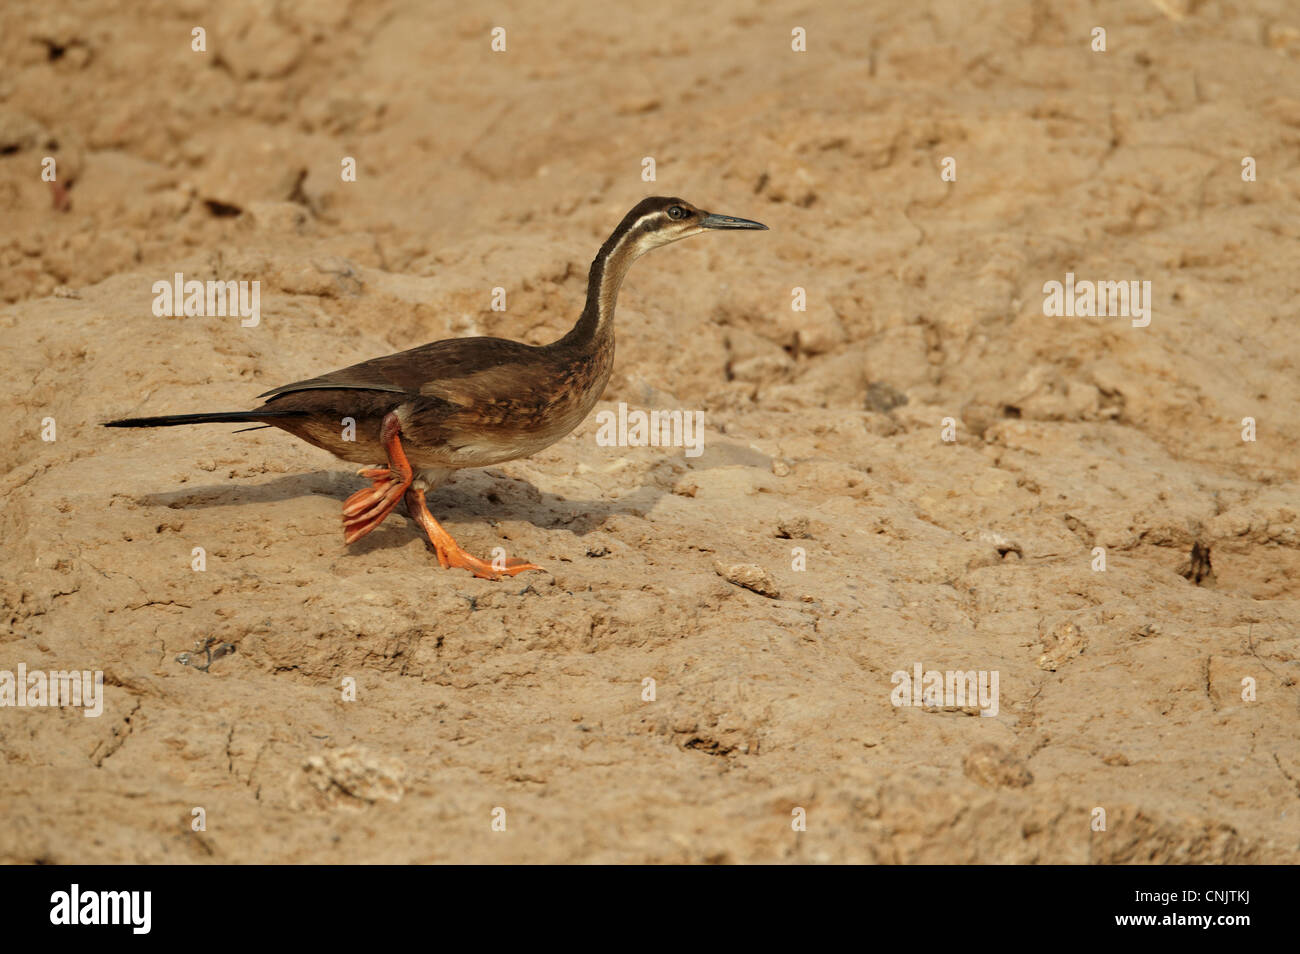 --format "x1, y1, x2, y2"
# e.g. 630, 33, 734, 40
1, 0, 1298, 862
